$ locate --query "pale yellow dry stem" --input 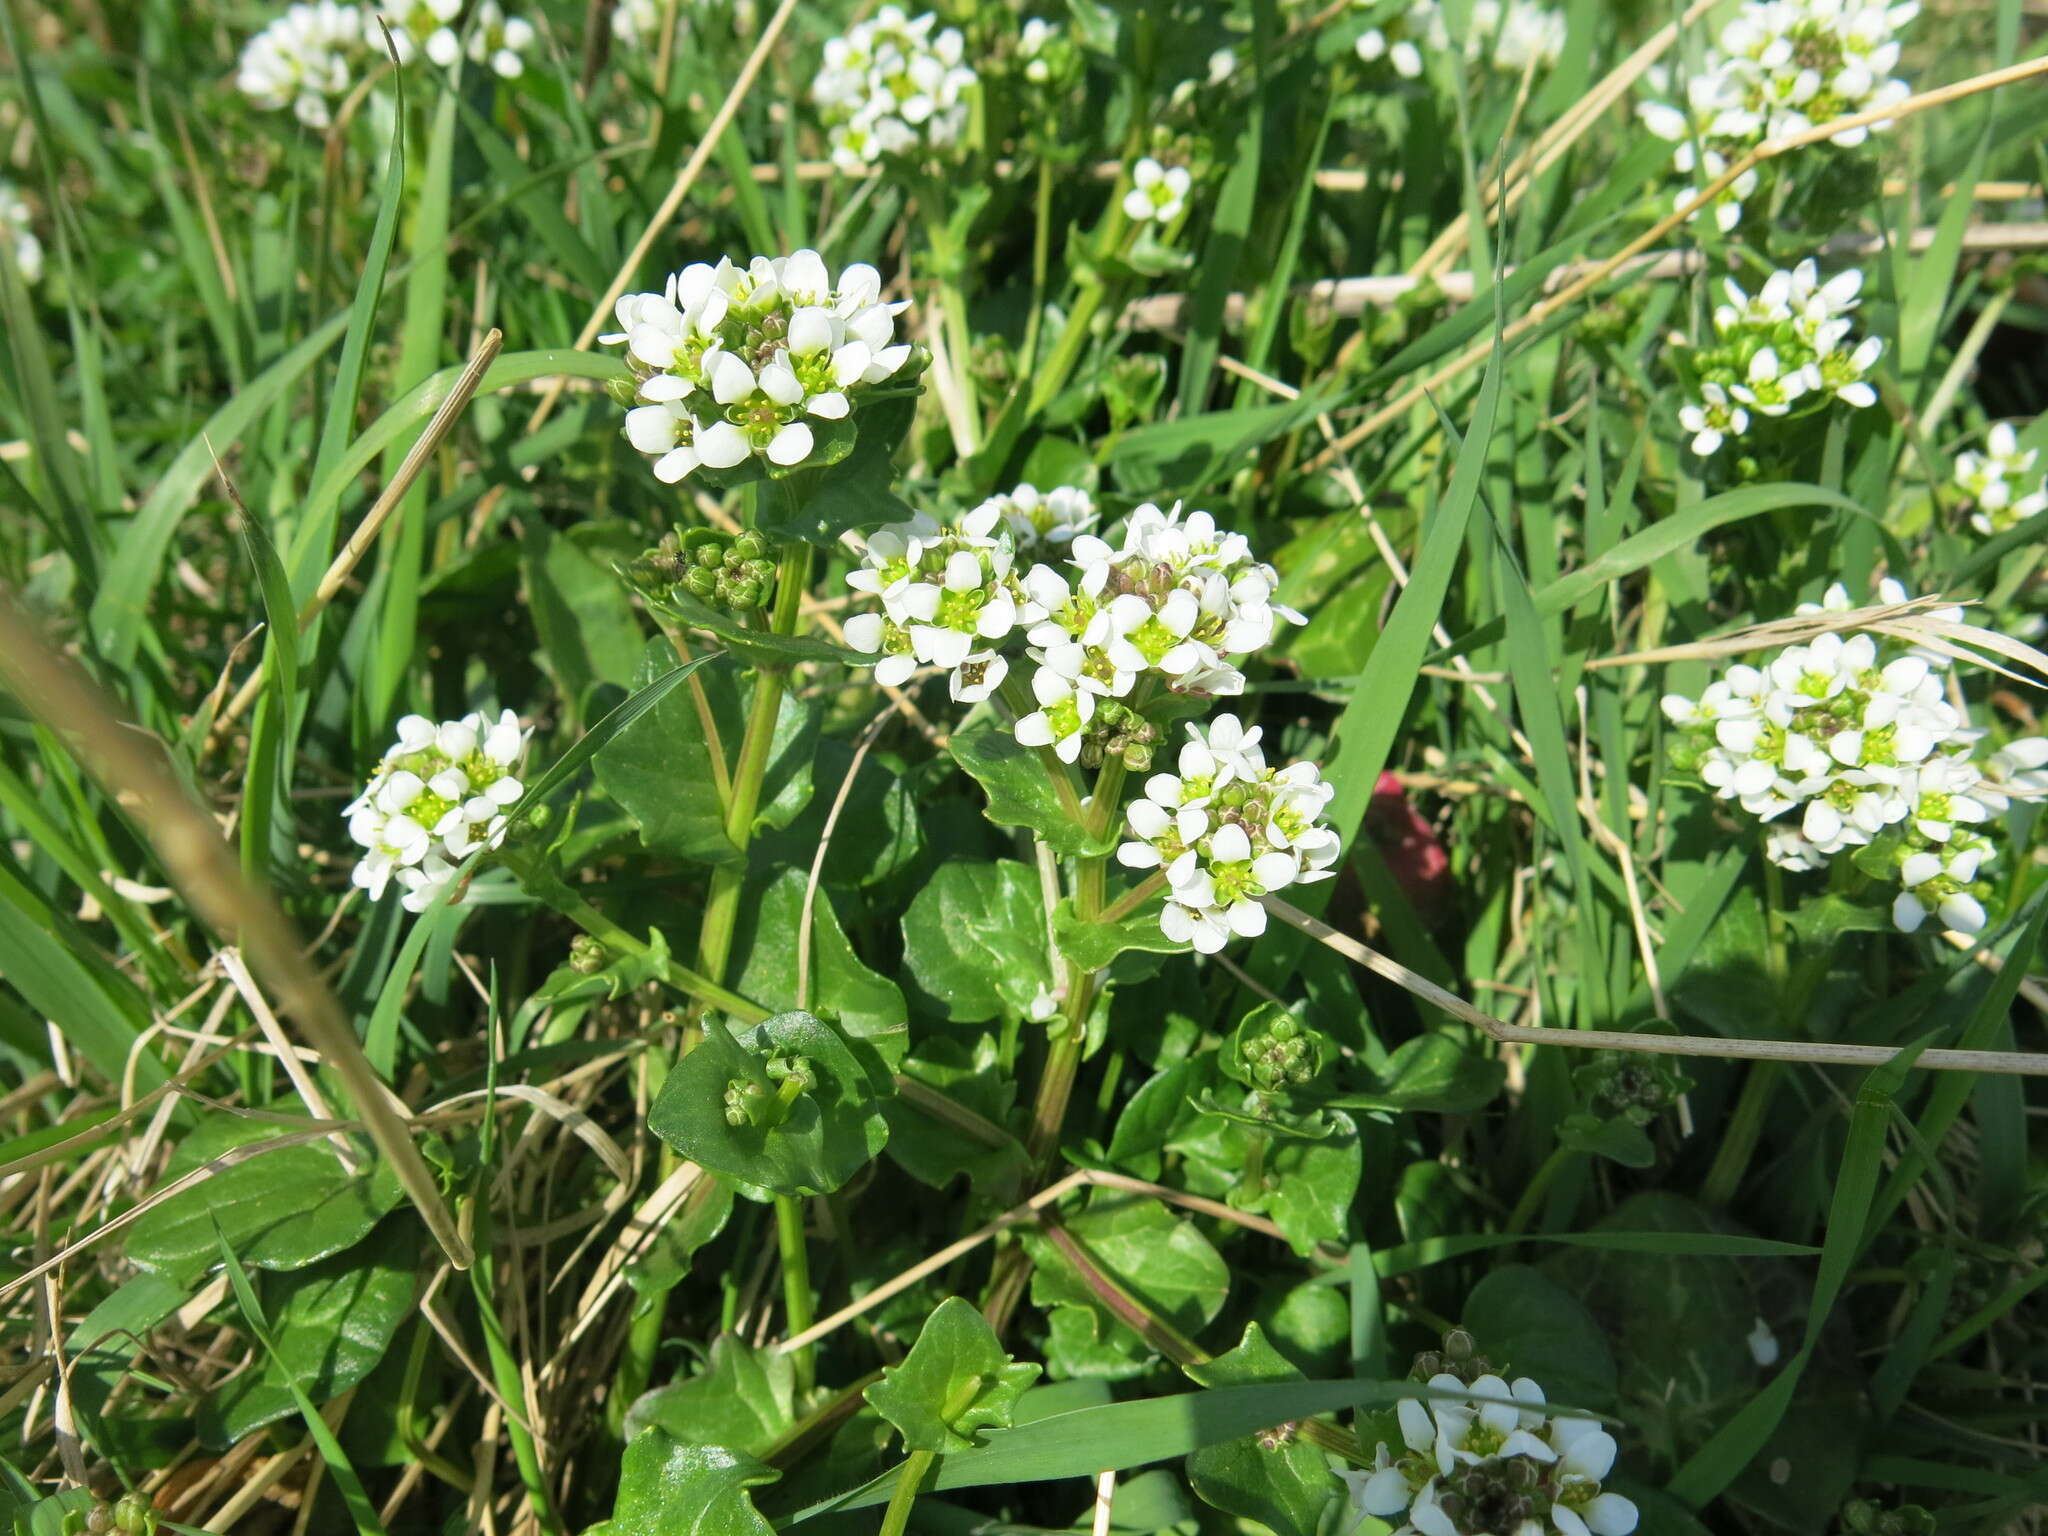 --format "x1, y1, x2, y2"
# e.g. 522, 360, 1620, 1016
213, 327, 504, 738
797, 701, 900, 1010
1259, 895, 2048, 1076
0, 595, 470, 1270
1308, 52, 2048, 473
507, 0, 803, 460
